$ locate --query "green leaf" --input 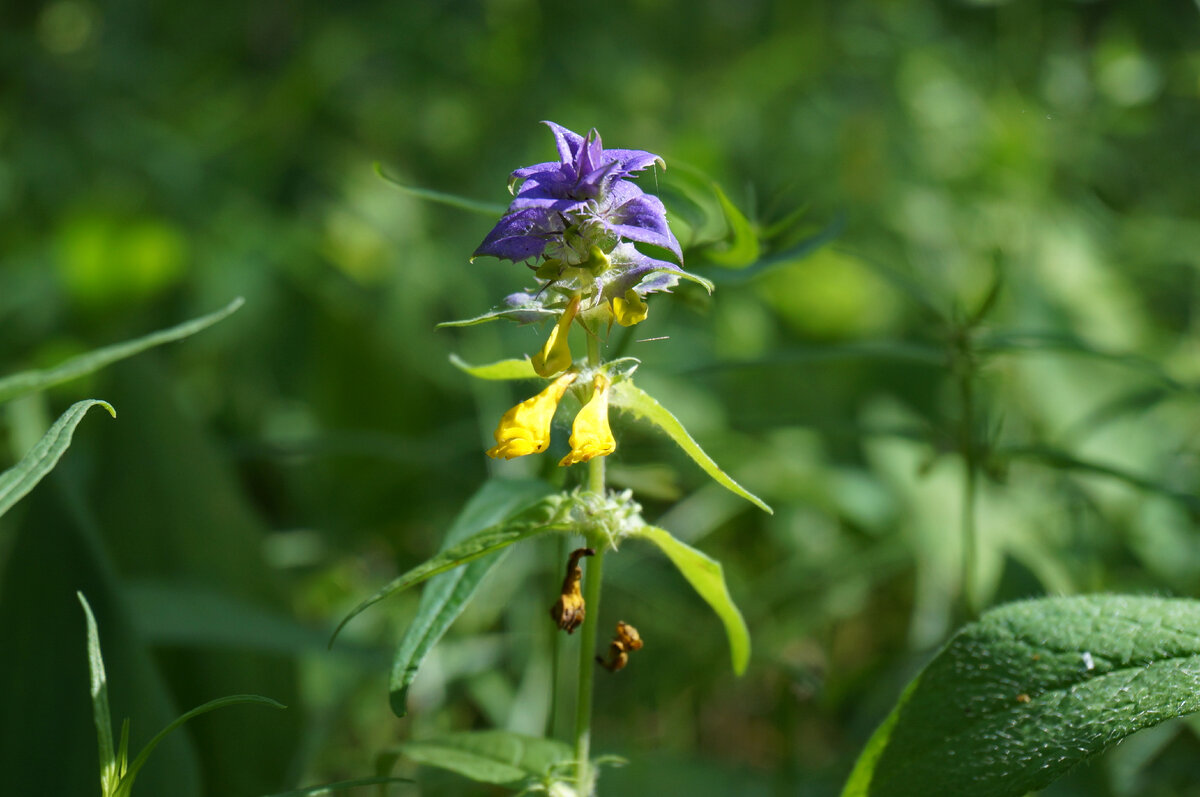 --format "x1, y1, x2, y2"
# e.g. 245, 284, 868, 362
608, 381, 771, 514
375, 163, 508, 217
704, 214, 845, 286
114, 695, 285, 797
330, 496, 570, 647
0, 399, 115, 520
391, 480, 555, 717
630, 526, 751, 676
396, 730, 574, 785
438, 307, 557, 328
449, 354, 539, 381
77, 592, 118, 797
0, 297, 243, 404
262, 776, 412, 796
701, 183, 760, 268
843, 595, 1200, 797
